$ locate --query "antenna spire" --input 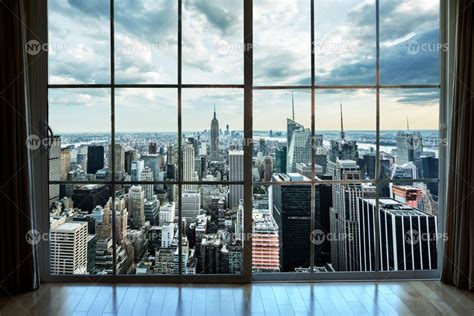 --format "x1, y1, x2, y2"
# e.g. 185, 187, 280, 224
214, 104, 216, 119
291, 92, 295, 121
406, 116, 409, 132
340, 100, 345, 139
